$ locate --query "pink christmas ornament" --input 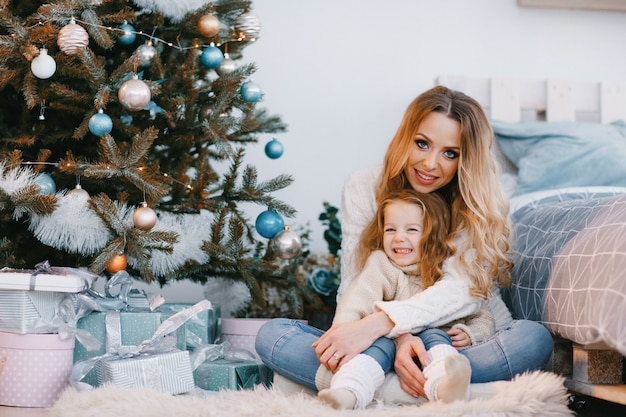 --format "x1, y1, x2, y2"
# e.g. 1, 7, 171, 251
57, 18, 89, 55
